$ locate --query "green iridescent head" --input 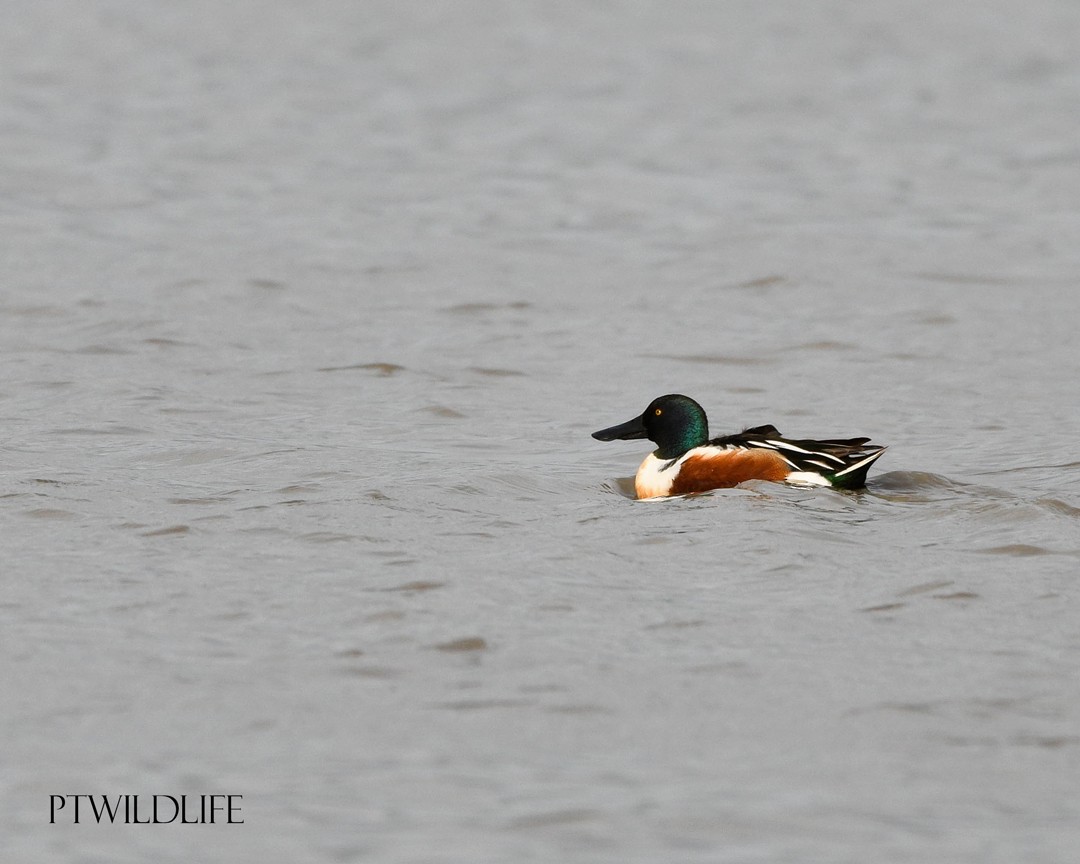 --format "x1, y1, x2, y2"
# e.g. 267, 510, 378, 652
592, 394, 709, 459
